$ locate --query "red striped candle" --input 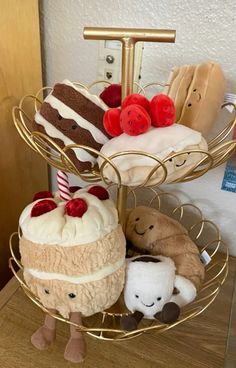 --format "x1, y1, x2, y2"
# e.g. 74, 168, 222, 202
57, 170, 71, 201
